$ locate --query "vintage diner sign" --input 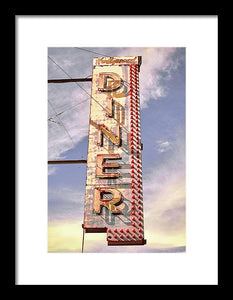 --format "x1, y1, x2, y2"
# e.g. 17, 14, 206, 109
83, 56, 146, 245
